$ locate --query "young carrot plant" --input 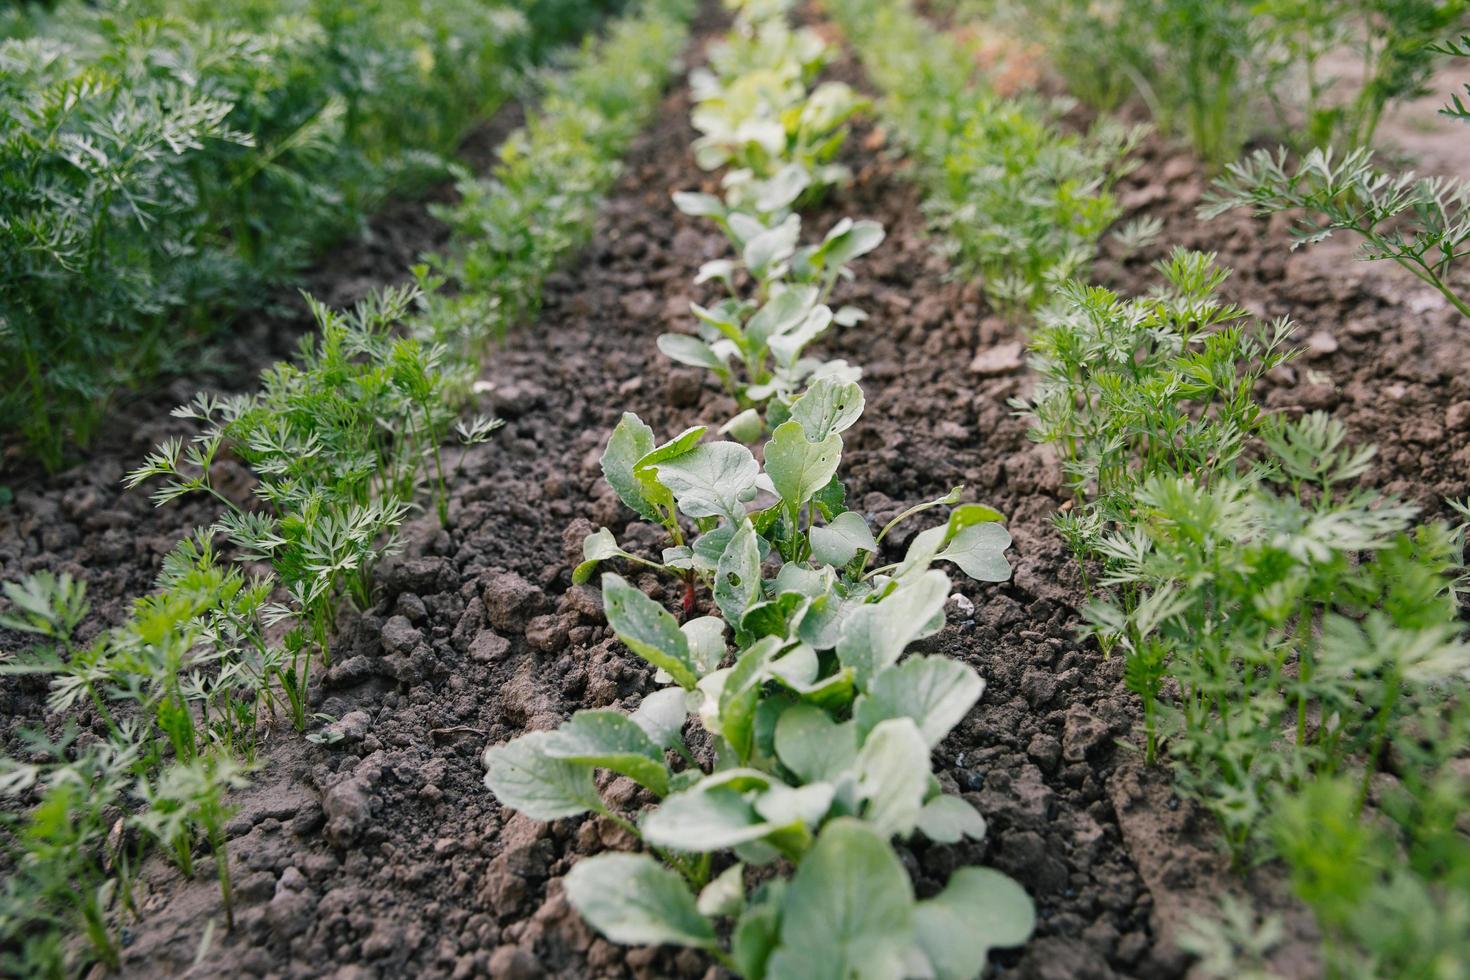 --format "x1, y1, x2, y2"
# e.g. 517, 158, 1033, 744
827, 0, 1143, 317
1201, 146, 1470, 319
486, 379, 1032, 975
426, 0, 695, 359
